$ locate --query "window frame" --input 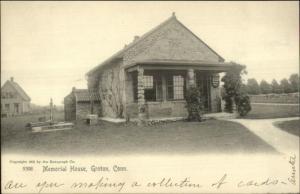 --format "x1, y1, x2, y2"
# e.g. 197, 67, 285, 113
166, 74, 186, 101
132, 72, 163, 102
